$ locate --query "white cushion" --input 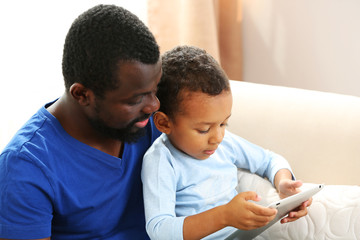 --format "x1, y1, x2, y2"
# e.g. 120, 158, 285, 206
237, 169, 360, 239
